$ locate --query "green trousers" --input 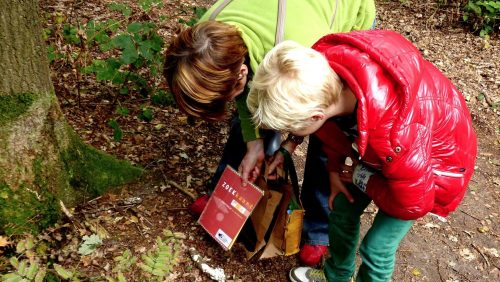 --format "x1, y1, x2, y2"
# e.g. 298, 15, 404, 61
324, 185, 414, 282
